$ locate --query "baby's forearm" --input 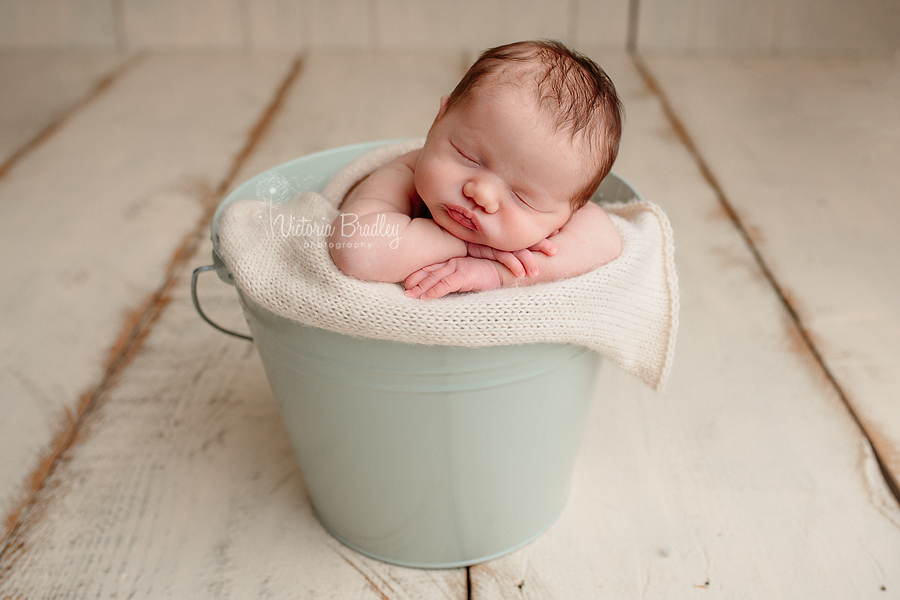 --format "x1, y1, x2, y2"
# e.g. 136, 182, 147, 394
496, 202, 621, 288
329, 212, 467, 283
